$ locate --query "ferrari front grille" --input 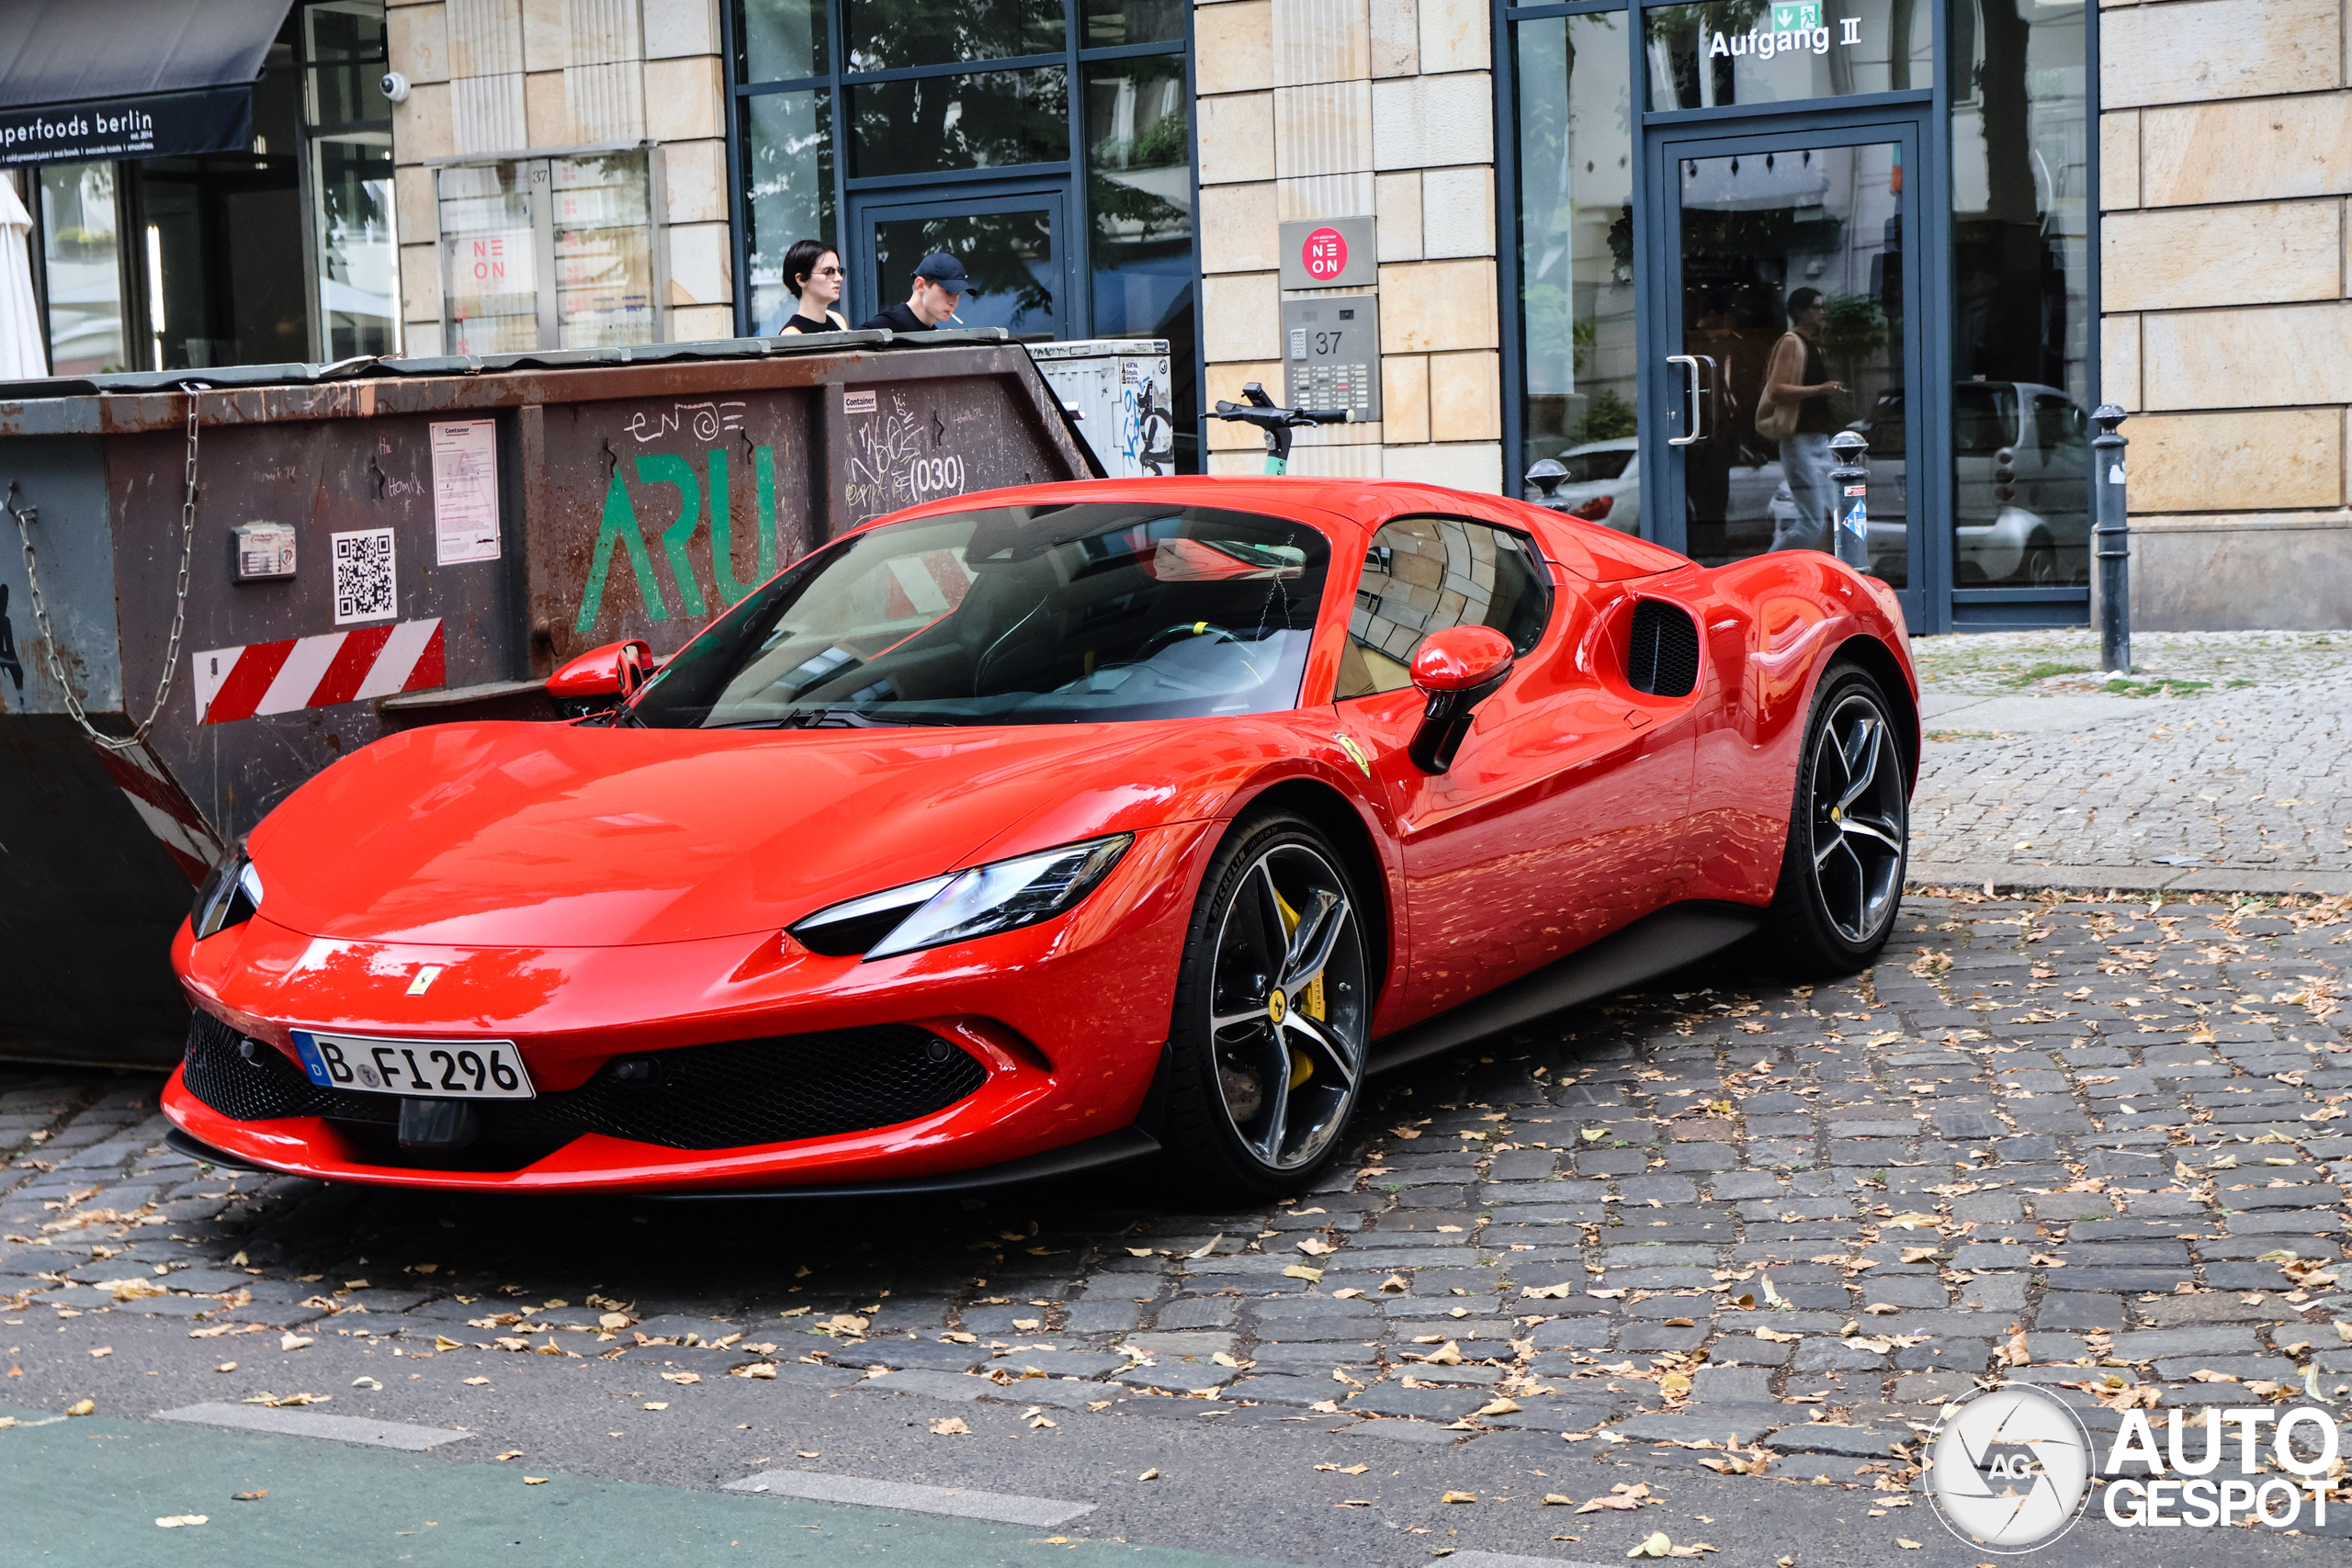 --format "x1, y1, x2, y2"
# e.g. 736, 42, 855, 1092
507, 1027, 989, 1150
181, 1010, 988, 1153
181, 1010, 399, 1124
